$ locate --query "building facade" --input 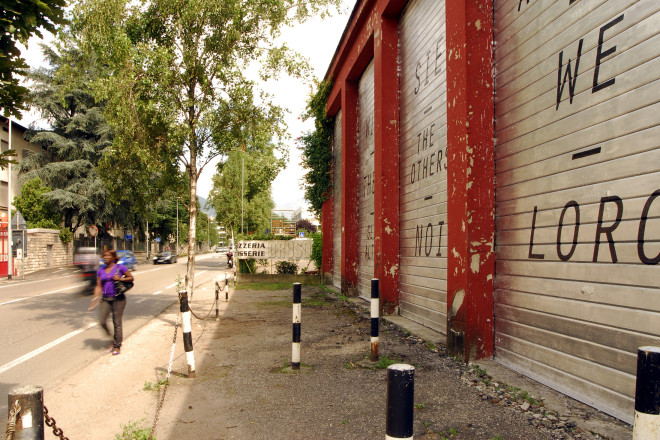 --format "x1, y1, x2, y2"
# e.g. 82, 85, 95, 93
321, 0, 659, 423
